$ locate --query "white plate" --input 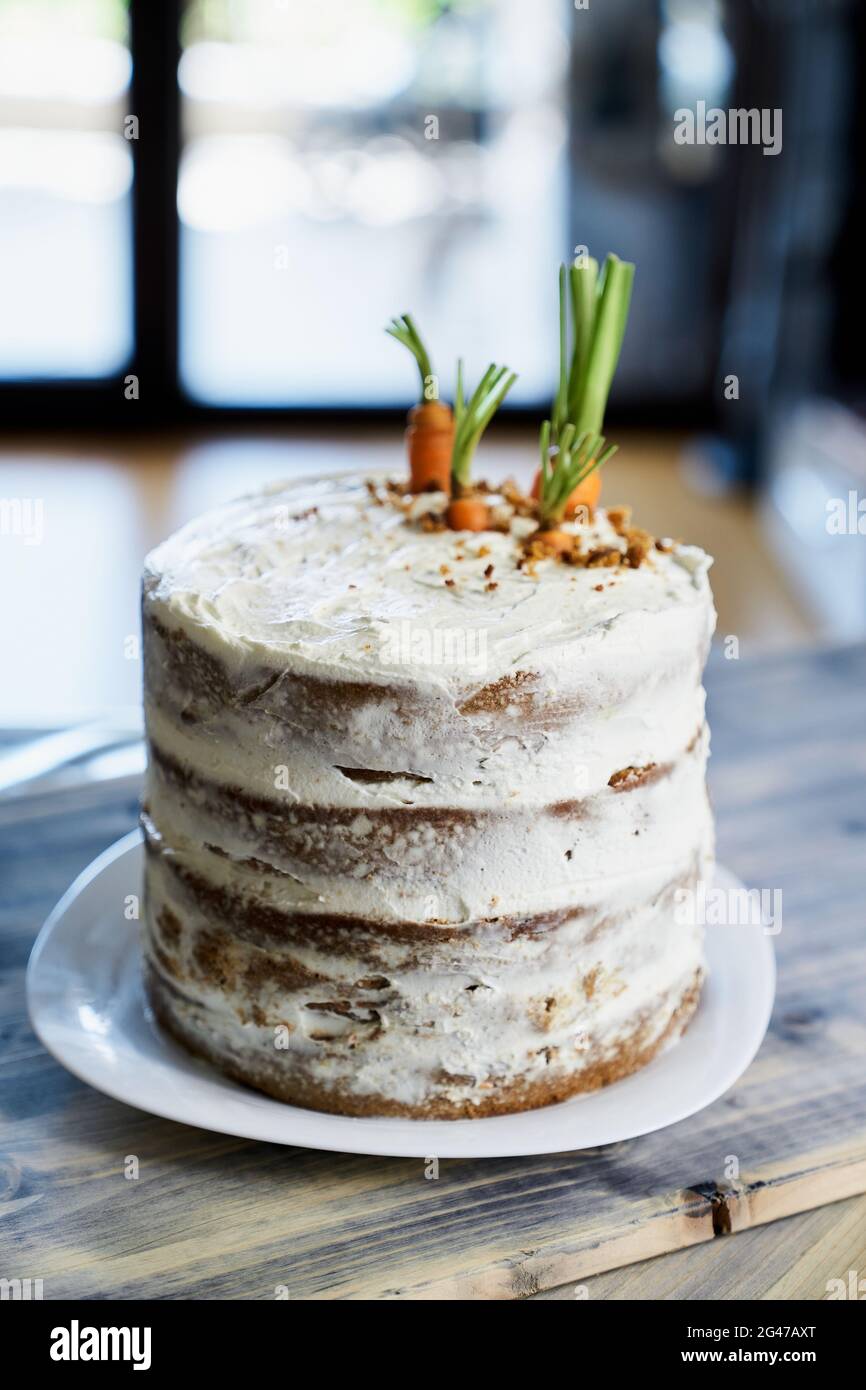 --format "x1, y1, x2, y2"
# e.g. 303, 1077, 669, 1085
27, 832, 775, 1159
